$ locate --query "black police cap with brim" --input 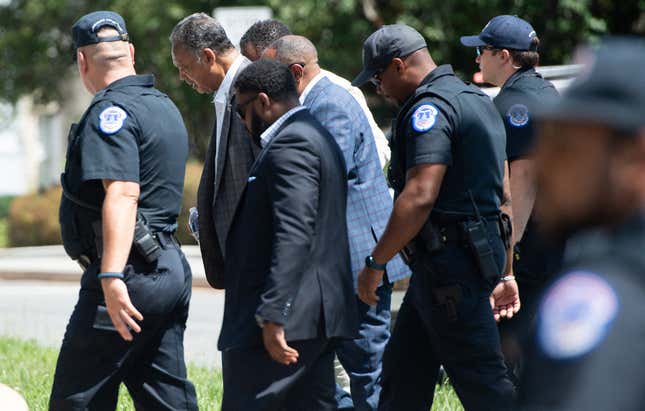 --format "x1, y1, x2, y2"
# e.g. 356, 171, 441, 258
352, 24, 427, 87
537, 37, 645, 133
72, 11, 129, 50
